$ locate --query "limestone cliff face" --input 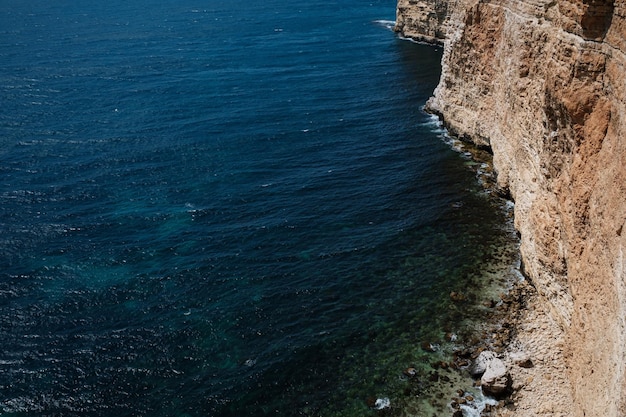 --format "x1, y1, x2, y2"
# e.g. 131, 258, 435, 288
396, 0, 626, 415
